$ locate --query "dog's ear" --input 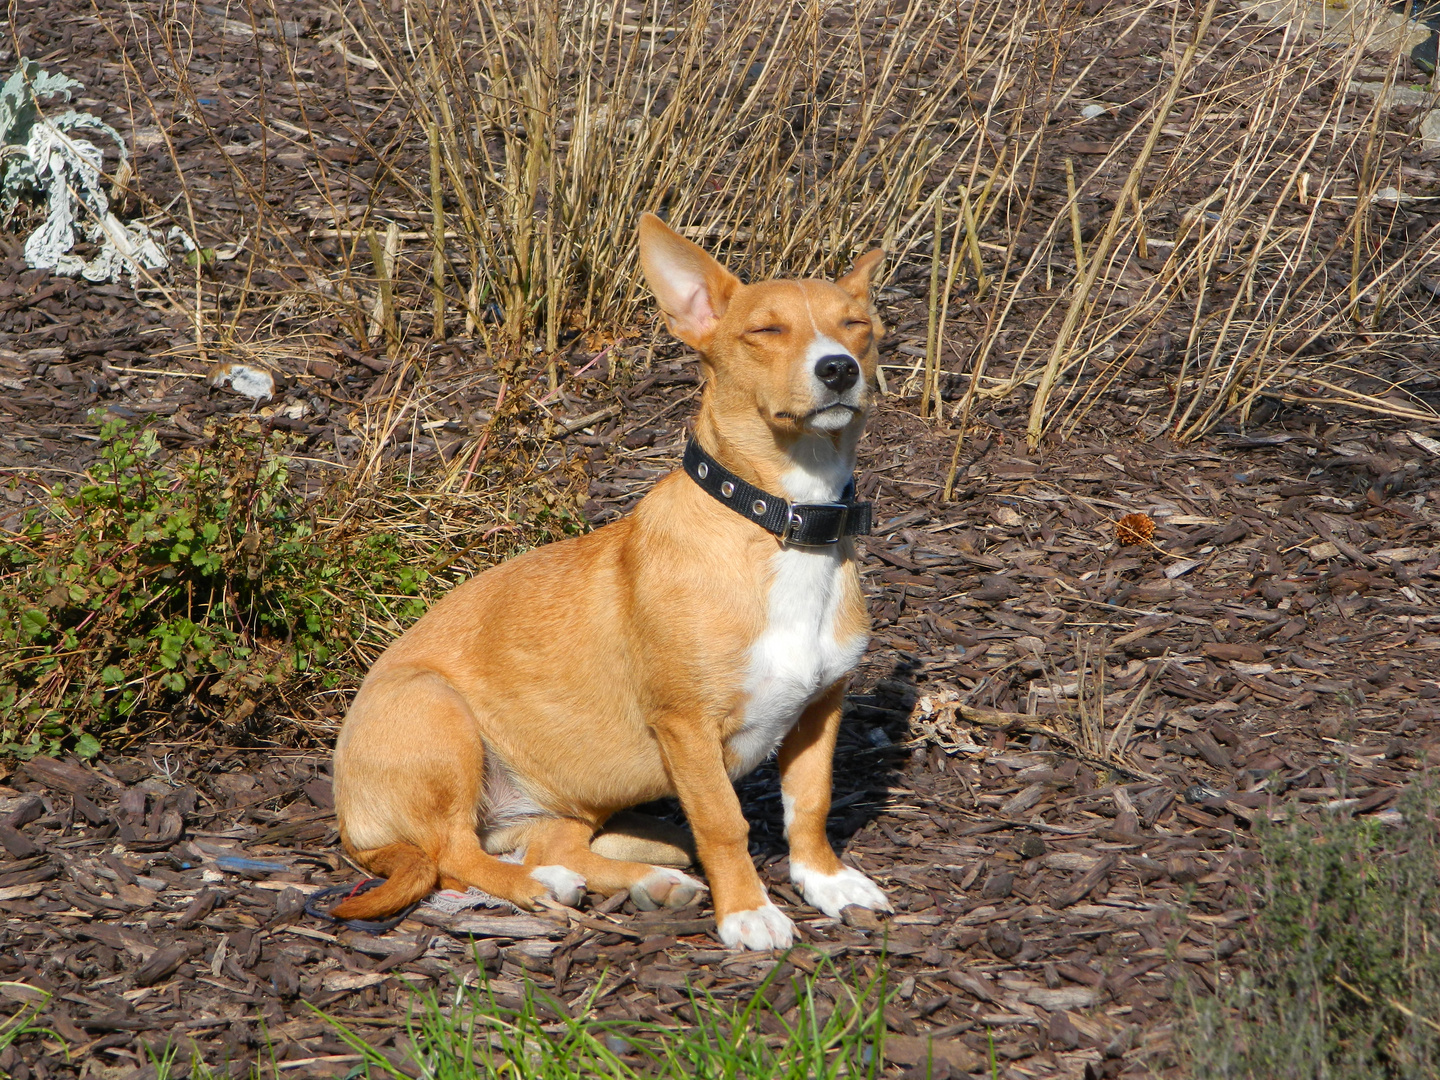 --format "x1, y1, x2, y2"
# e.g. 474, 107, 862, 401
638, 213, 740, 349
836, 248, 885, 302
